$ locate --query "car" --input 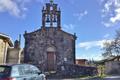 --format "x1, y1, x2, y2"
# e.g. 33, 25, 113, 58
0, 64, 46, 80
